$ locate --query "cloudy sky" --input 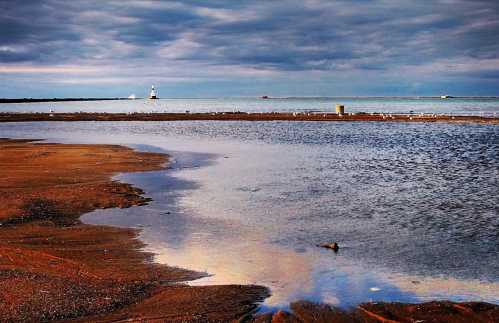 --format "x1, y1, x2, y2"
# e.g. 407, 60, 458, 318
1, 0, 498, 98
